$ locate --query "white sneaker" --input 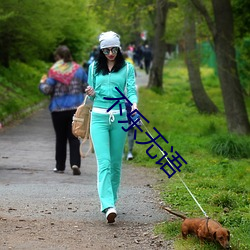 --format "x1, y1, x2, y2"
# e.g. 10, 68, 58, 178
105, 207, 117, 223
127, 152, 133, 160
53, 168, 64, 173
